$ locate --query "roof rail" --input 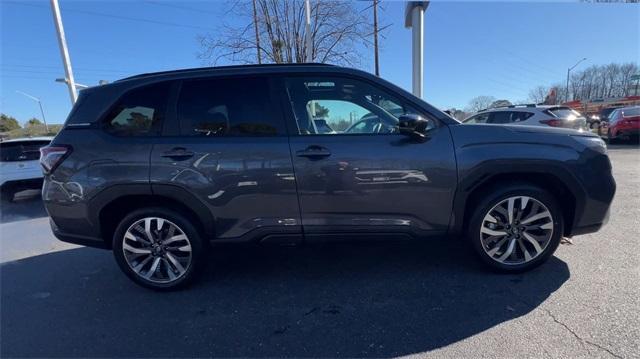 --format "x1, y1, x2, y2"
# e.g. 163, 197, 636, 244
117, 63, 335, 82
479, 103, 538, 112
